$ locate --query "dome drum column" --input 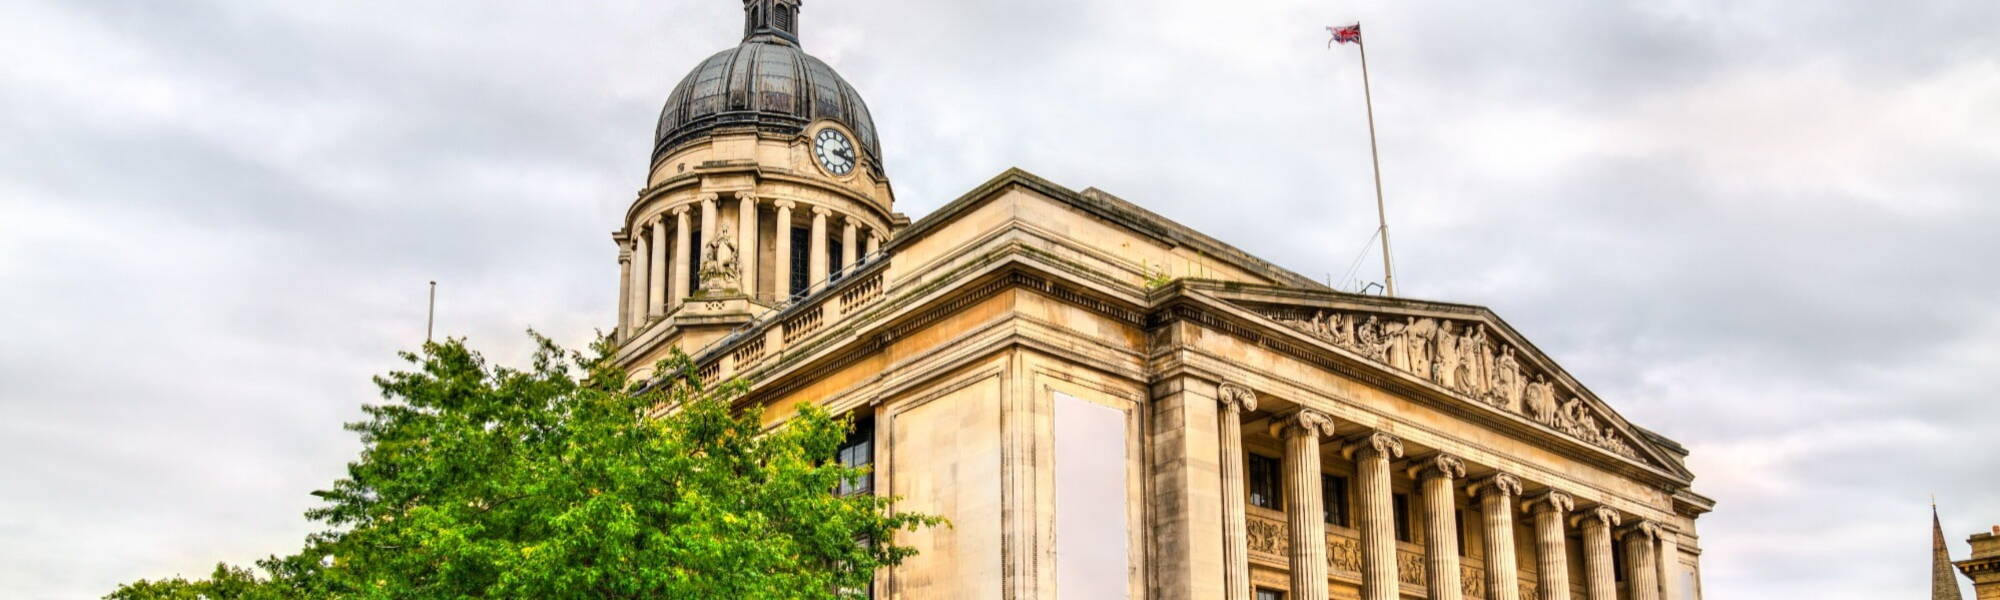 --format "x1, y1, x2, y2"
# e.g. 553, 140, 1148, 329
773, 200, 796, 300
737, 193, 759, 299
808, 207, 829, 293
